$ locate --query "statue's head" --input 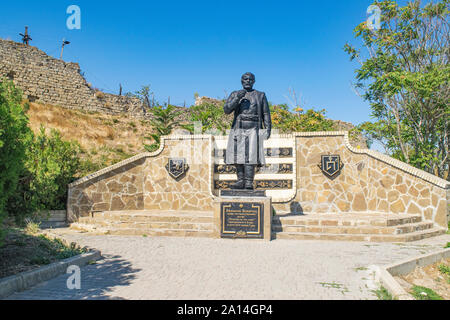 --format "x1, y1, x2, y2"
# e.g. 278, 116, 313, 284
241, 72, 255, 90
